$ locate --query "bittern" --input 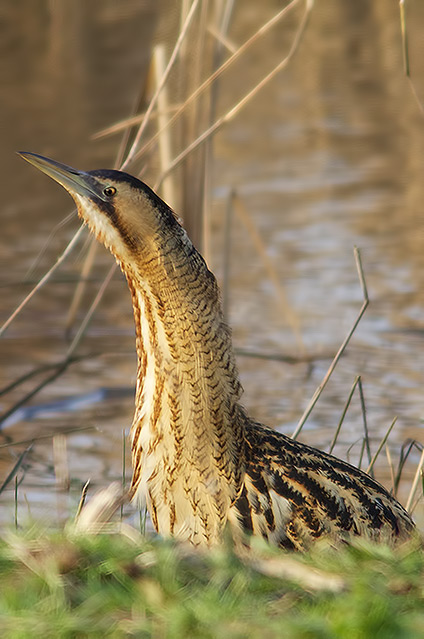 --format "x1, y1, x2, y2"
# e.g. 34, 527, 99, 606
19, 152, 415, 549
